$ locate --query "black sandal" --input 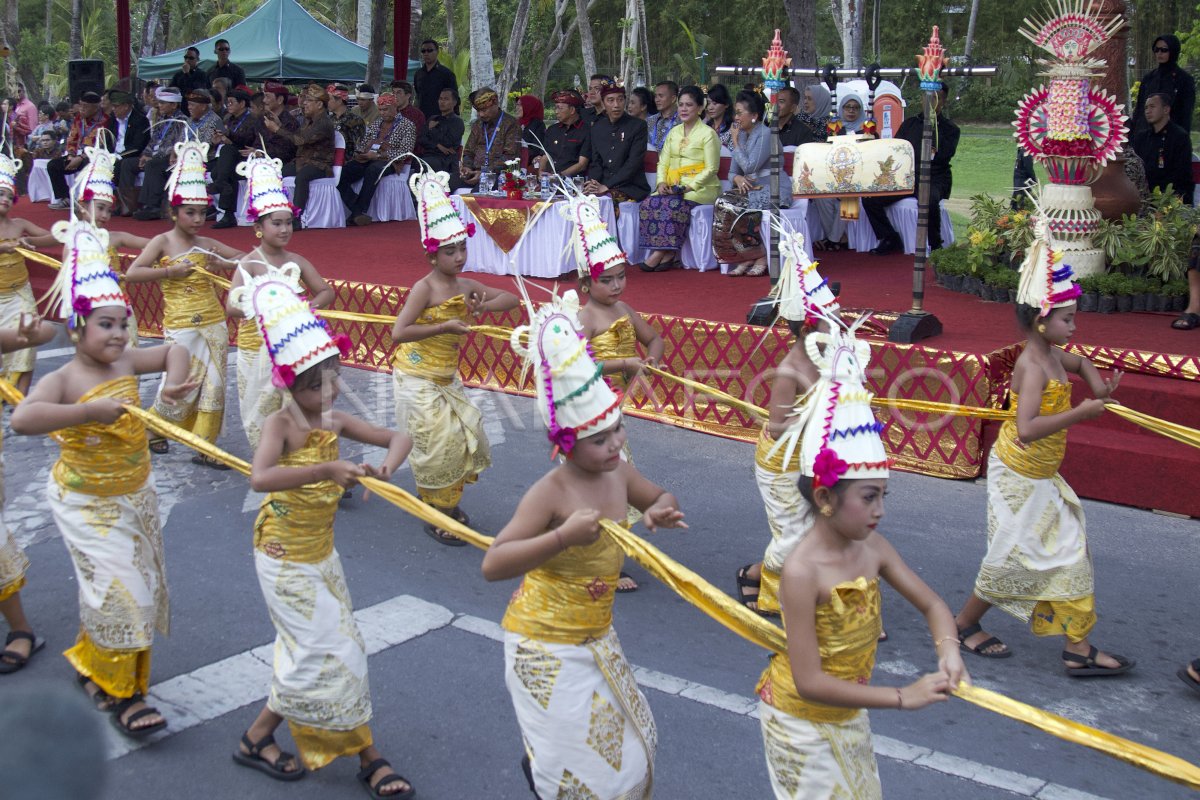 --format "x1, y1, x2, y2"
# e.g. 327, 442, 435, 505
450, 506, 470, 526
0, 630, 44, 674
191, 453, 232, 471
957, 623, 1012, 659
424, 522, 466, 547
1177, 659, 1200, 697
232, 731, 306, 781
735, 563, 761, 610
109, 694, 168, 738
1172, 312, 1200, 330
357, 758, 415, 799
1062, 645, 1135, 678
148, 438, 169, 455
76, 672, 115, 711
